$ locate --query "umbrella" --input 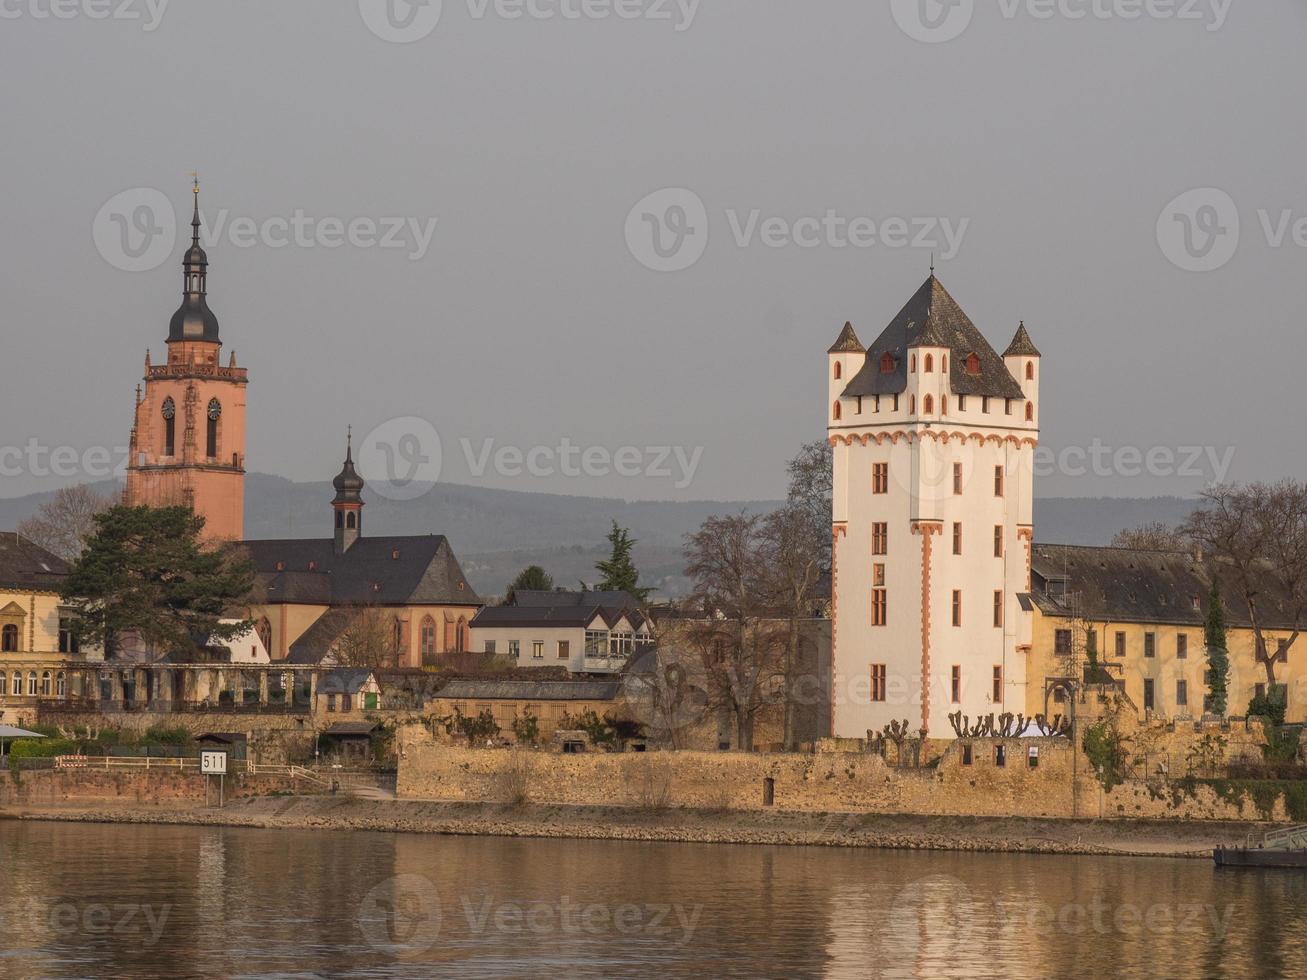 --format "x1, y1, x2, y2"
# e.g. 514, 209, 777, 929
0, 725, 45, 764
